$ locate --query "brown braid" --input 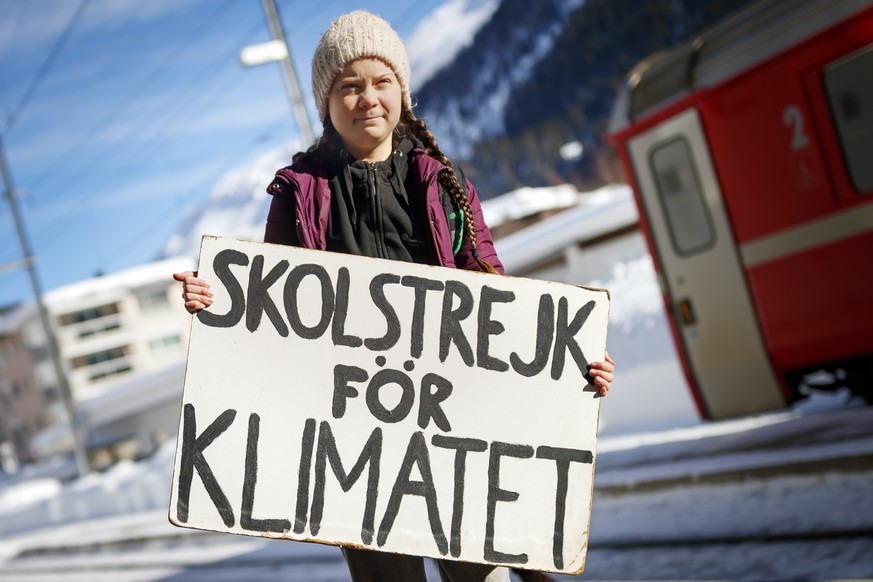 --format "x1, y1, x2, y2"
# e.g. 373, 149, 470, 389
400, 109, 499, 274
